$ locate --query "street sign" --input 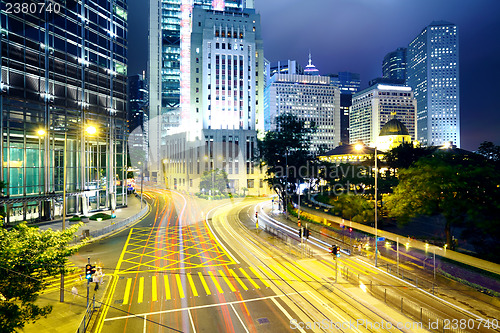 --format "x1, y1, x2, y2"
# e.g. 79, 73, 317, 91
377, 237, 385, 242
